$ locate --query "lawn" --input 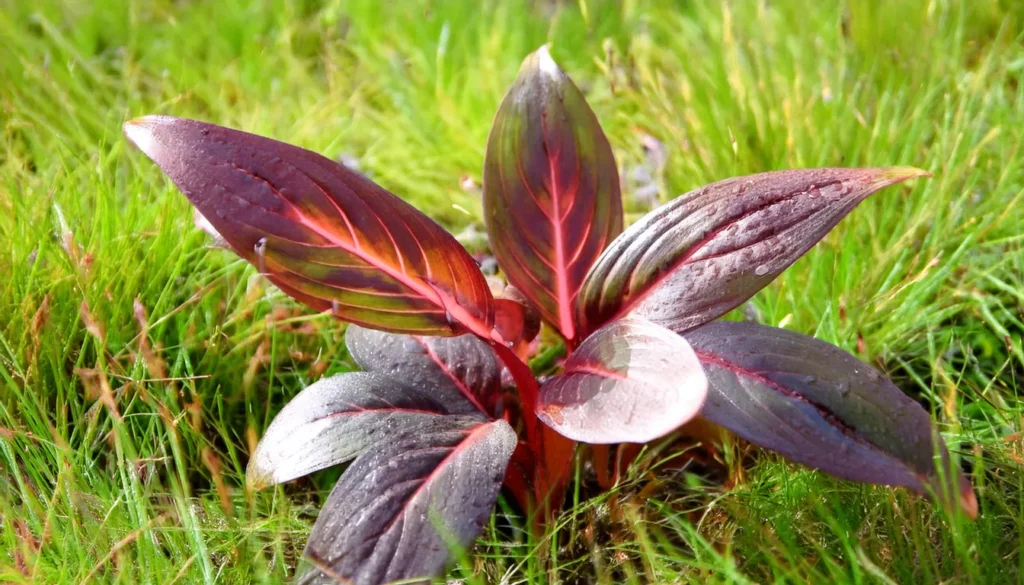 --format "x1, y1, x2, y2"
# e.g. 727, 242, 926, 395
2, 0, 1023, 583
